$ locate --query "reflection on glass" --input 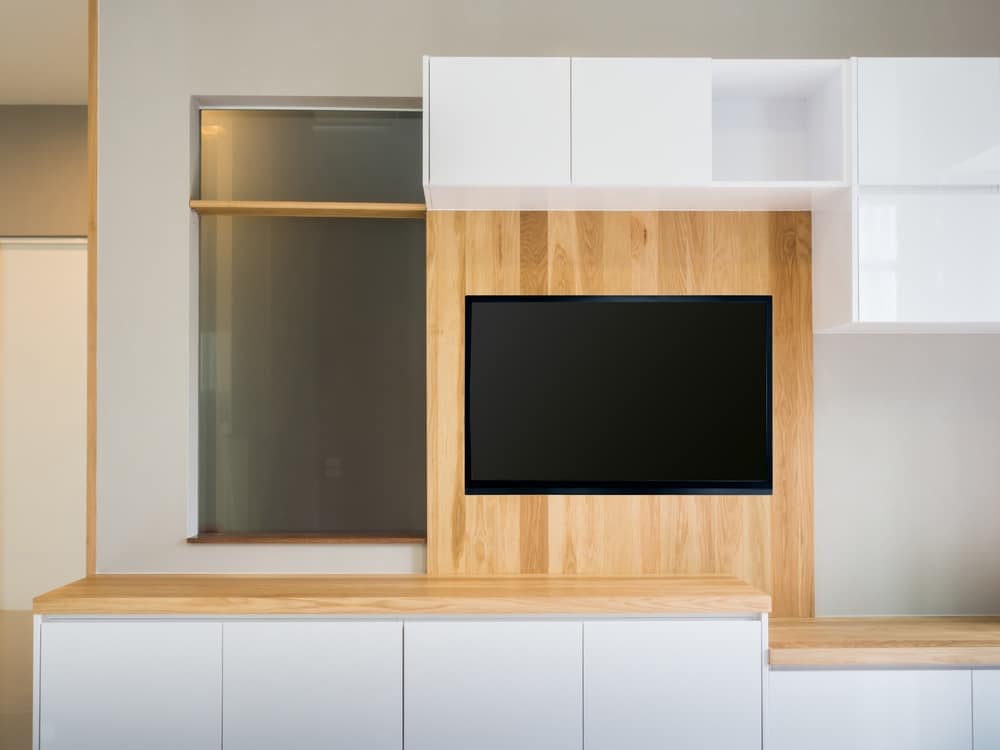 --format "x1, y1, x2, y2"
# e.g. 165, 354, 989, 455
200, 109, 423, 203
199, 217, 426, 535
